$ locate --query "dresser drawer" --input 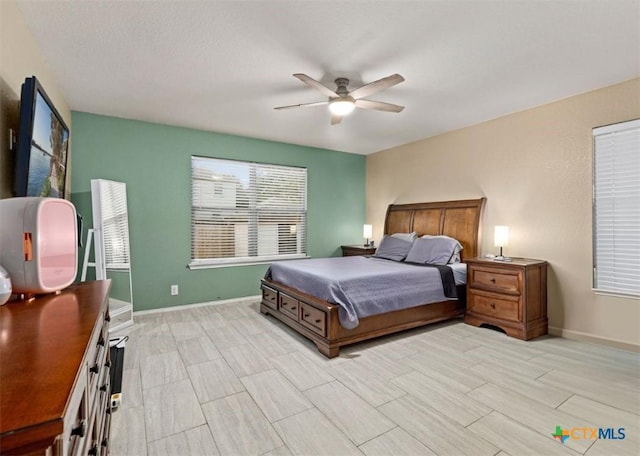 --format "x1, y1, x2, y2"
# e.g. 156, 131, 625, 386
299, 302, 327, 336
278, 293, 300, 319
88, 315, 107, 401
262, 286, 278, 310
64, 373, 88, 456
470, 268, 520, 294
468, 291, 521, 322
